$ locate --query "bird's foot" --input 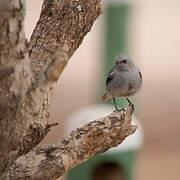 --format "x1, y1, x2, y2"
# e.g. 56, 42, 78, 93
113, 108, 125, 113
